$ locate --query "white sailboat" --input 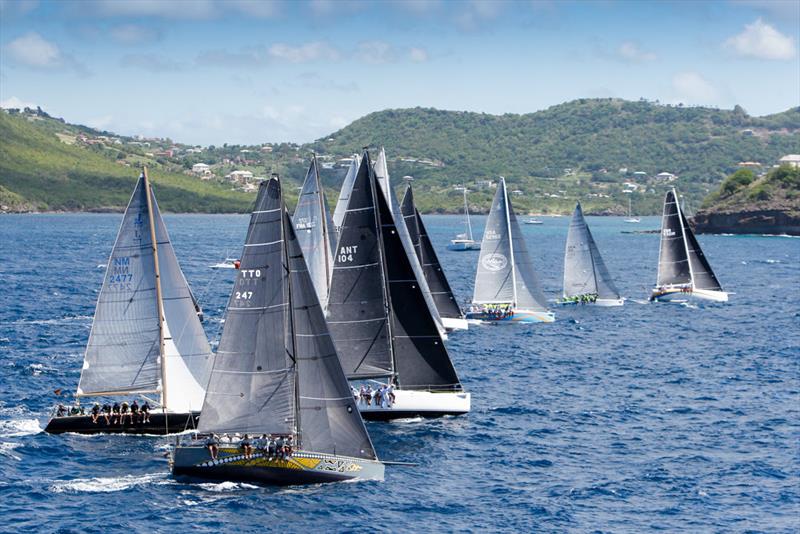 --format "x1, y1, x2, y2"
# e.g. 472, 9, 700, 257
466, 177, 555, 323
46, 169, 214, 435
448, 188, 481, 251
171, 176, 384, 485
650, 188, 728, 302
327, 150, 470, 420
562, 202, 624, 306
624, 197, 640, 223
